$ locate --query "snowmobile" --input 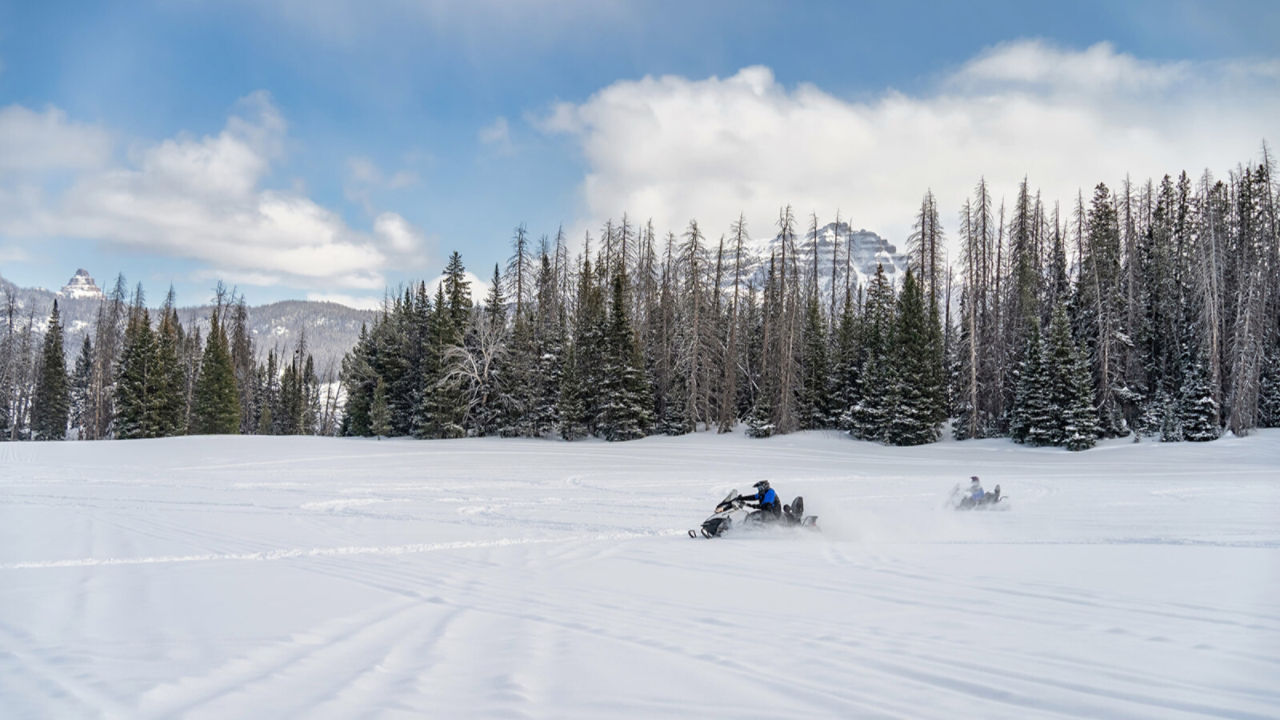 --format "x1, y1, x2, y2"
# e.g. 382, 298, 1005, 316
950, 483, 1006, 510
688, 490, 818, 538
